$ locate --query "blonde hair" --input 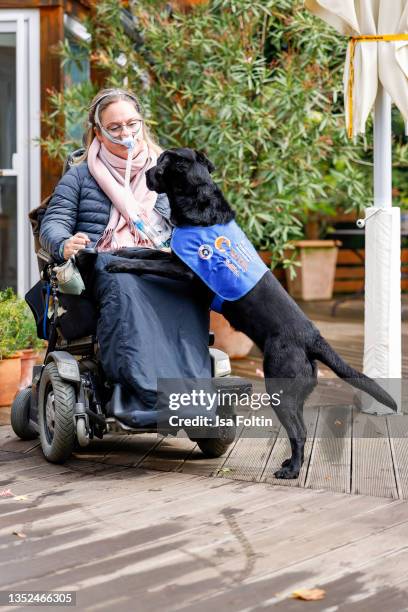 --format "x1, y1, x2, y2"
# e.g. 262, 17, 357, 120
75, 87, 163, 163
